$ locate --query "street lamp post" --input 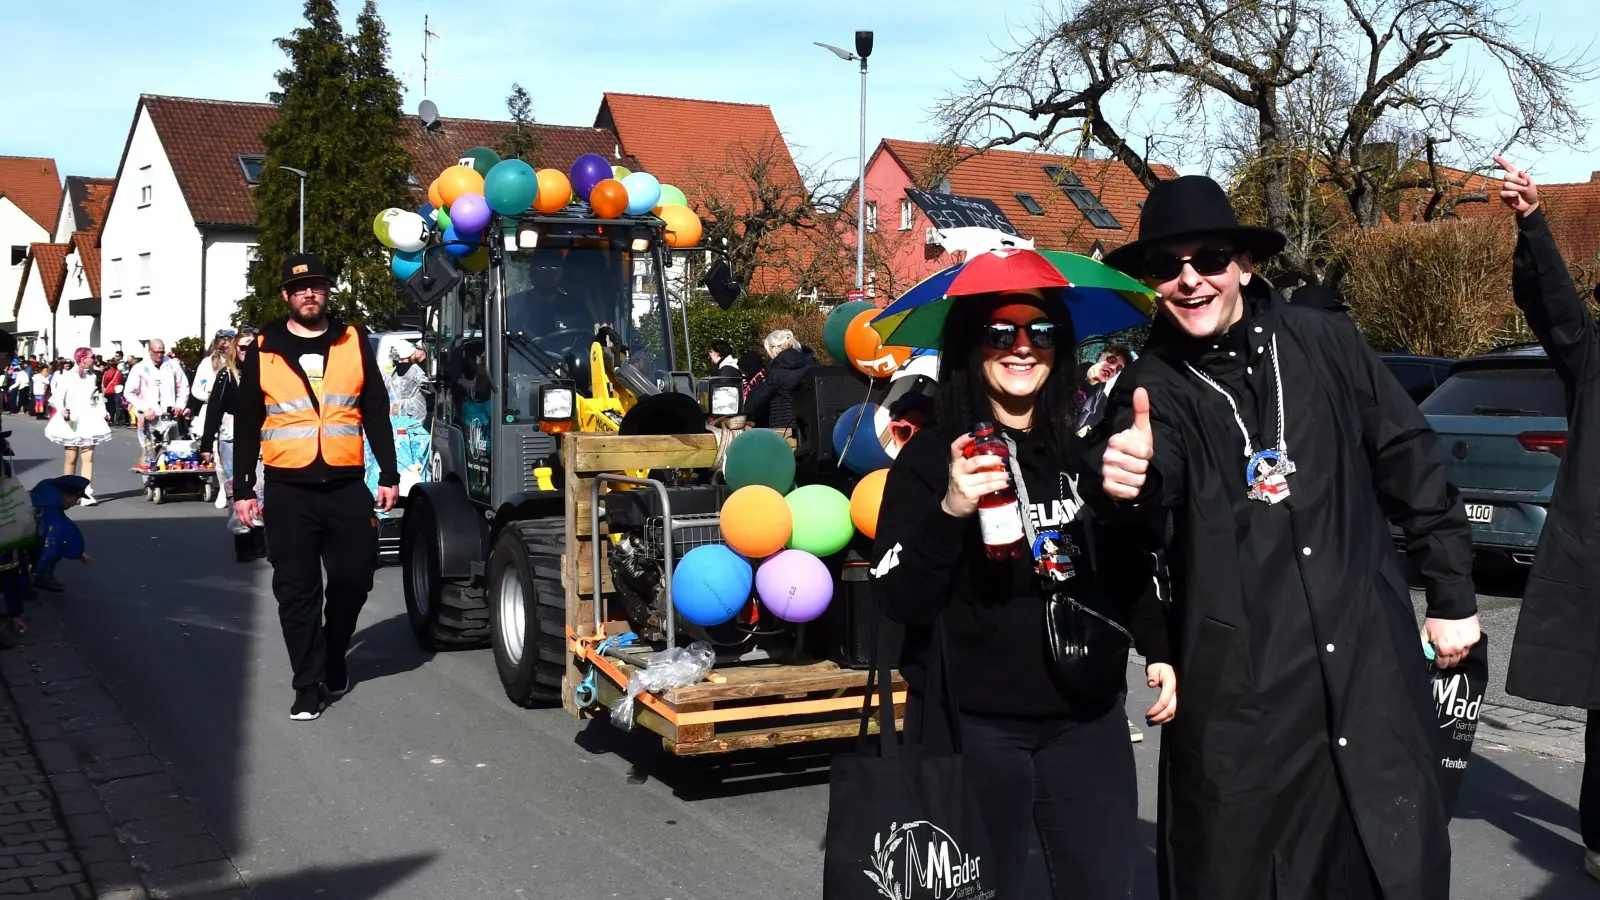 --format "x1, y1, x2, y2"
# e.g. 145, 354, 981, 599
278, 166, 308, 253
815, 31, 873, 293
